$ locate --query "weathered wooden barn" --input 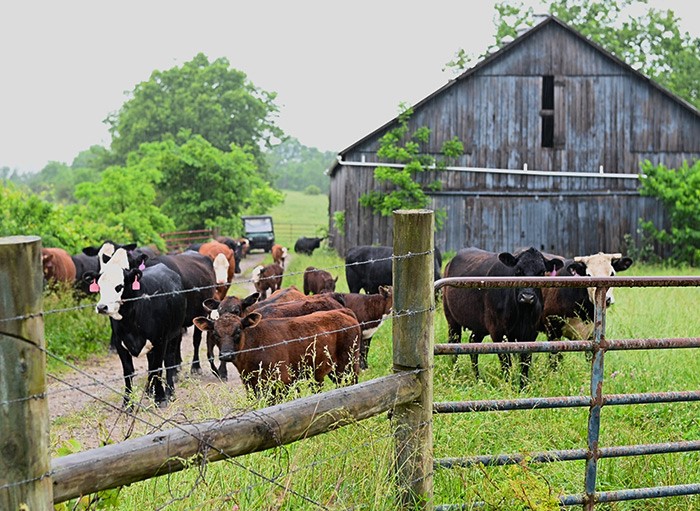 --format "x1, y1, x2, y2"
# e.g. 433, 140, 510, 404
328, 16, 700, 258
